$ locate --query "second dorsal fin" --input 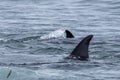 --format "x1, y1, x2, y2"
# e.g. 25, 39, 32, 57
65, 30, 74, 38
